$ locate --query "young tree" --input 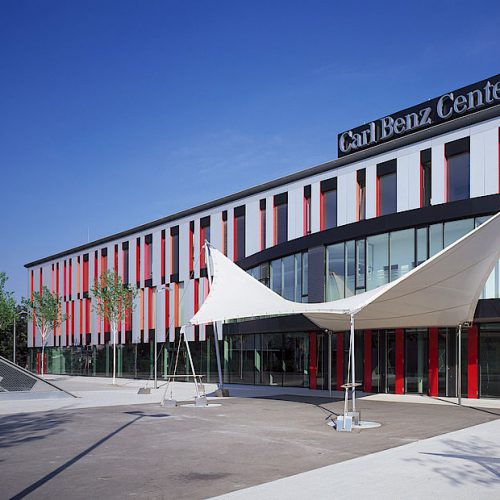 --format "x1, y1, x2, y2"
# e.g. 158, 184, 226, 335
91, 270, 137, 385
0, 272, 16, 334
22, 285, 66, 377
